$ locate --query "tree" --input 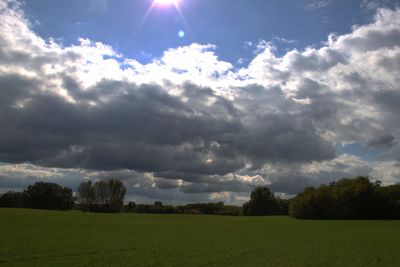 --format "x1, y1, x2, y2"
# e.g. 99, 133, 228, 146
288, 186, 334, 219
124, 201, 136, 212
77, 179, 126, 213
289, 177, 400, 219
376, 183, 400, 218
23, 182, 74, 210
243, 187, 279, 215
330, 177, 376, 219
0, 191, 24, 208
77, 181, 95, 211
275, 197, 290, 215
106, 179, 126, 212
153, 201, 164, 213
